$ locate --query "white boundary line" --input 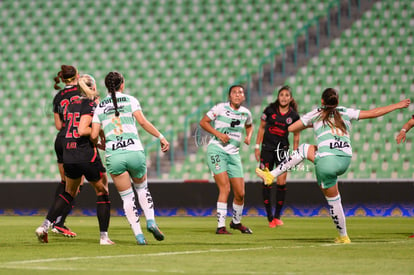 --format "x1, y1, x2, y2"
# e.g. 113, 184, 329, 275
3, 246, 273, 266
0, 240, 410, 272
